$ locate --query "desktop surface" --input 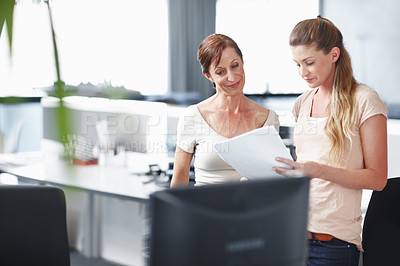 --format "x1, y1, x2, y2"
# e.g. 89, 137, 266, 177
0, 149, 169, 201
